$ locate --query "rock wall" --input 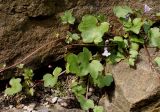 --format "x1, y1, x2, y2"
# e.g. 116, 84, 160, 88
1, 0, 160, 79
0, 0, 160, 111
